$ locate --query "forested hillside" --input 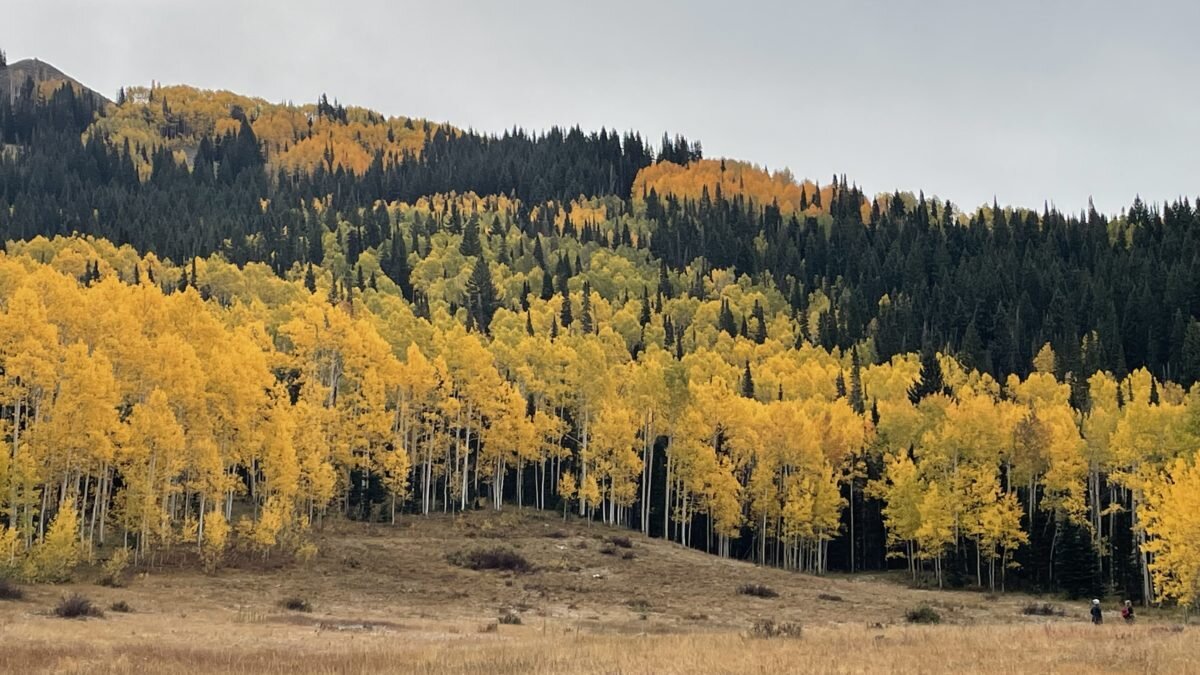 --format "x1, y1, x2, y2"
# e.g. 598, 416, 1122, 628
0, 62, 1198, 609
